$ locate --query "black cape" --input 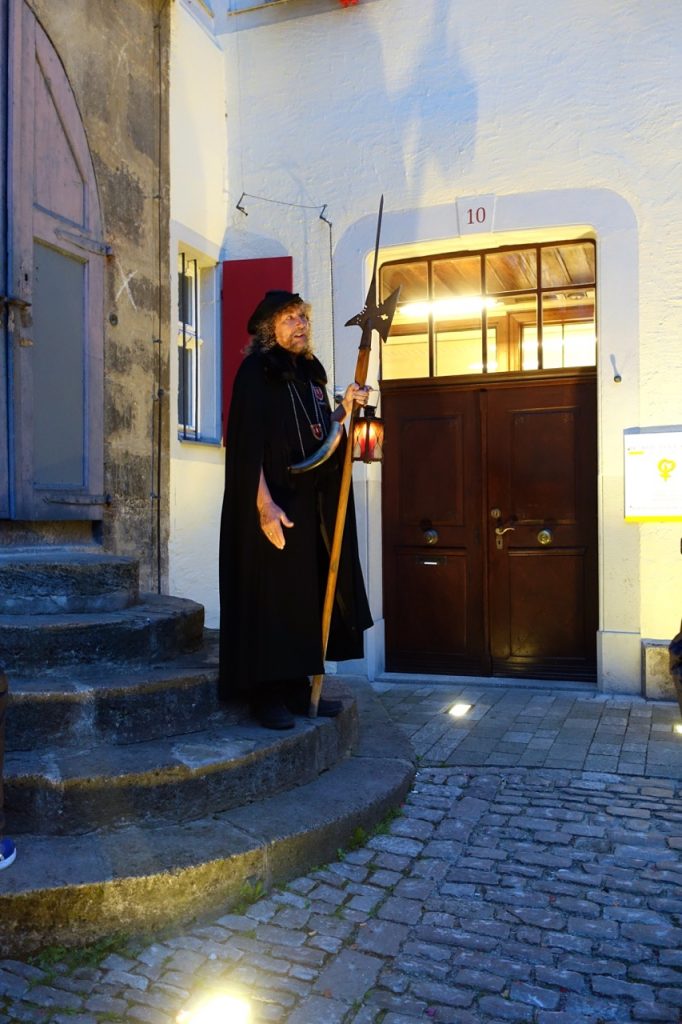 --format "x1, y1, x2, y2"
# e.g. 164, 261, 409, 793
218, 345, 372, 700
